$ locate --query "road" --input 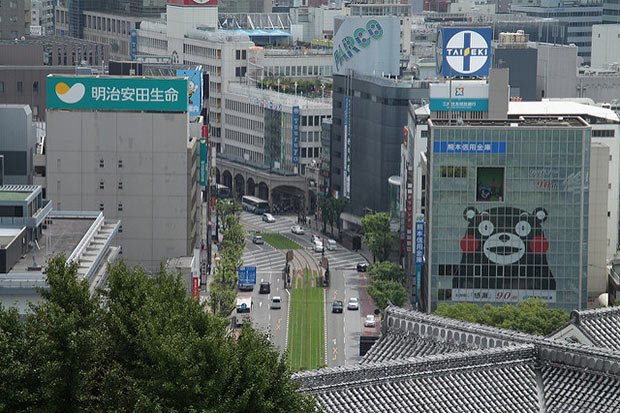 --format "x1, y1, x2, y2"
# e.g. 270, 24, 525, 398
238, 211, 372, 367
